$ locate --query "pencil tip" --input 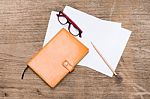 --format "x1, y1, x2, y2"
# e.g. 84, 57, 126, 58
114, 74, 123, 83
